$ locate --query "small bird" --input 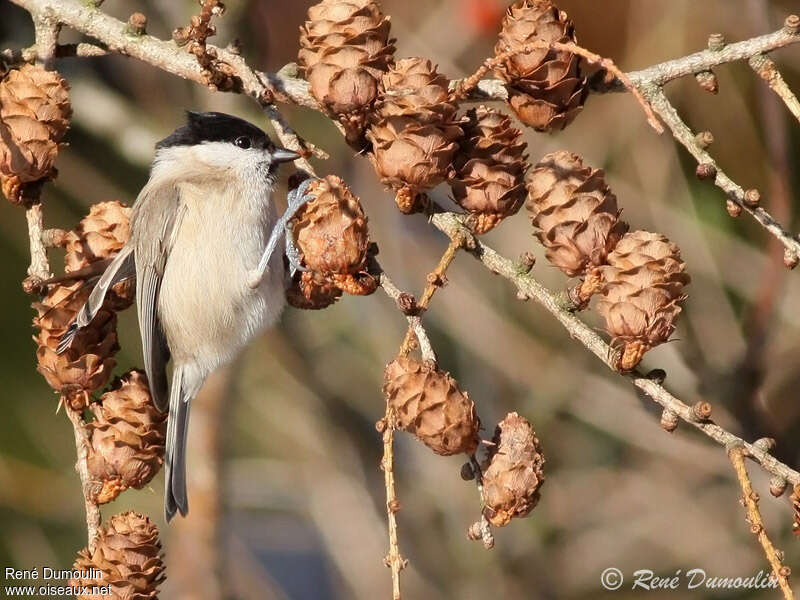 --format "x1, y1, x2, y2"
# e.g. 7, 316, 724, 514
58, 111, 308, 521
